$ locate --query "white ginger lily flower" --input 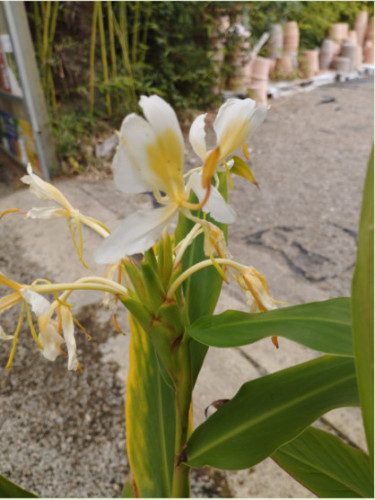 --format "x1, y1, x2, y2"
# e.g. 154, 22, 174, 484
21, 164, 109, 267
0, 272, 52, 369
95, 95, 235, 264
38, 302, 78, 371
236, 266, 277, 313
189, 98, 267, 188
